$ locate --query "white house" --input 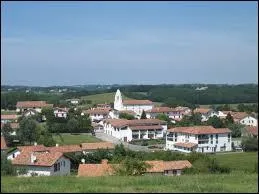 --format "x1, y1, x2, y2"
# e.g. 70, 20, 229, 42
67, 99, 80, 105
193, 108, 218, 122
175, 106, 192, 116
114, 89, 154, 116
239, 116, 258, 127
103, 119, 167, 142
1, 114, 19, 124
82, 108, 111, 122
165, 126, 232, 153
53, 108, 69, 118
110, 110, 137, 119
217, 111, 227, 119
16, 101, 53, 113
12, 151, 71, 177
